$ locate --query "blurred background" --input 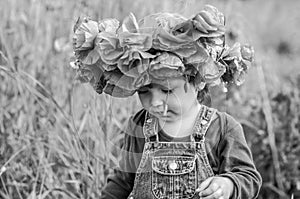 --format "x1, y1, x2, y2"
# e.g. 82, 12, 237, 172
0, 0, 299, 198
